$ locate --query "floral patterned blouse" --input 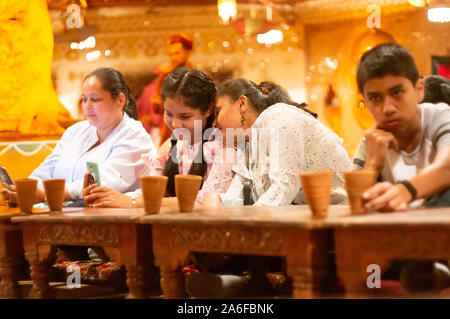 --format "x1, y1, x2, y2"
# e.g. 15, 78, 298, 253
220, 103, 352, 206
128, 138, 235, 203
